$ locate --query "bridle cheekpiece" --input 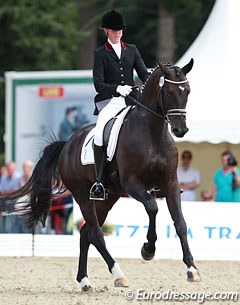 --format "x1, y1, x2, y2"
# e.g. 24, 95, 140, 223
159, 76, 188, 122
